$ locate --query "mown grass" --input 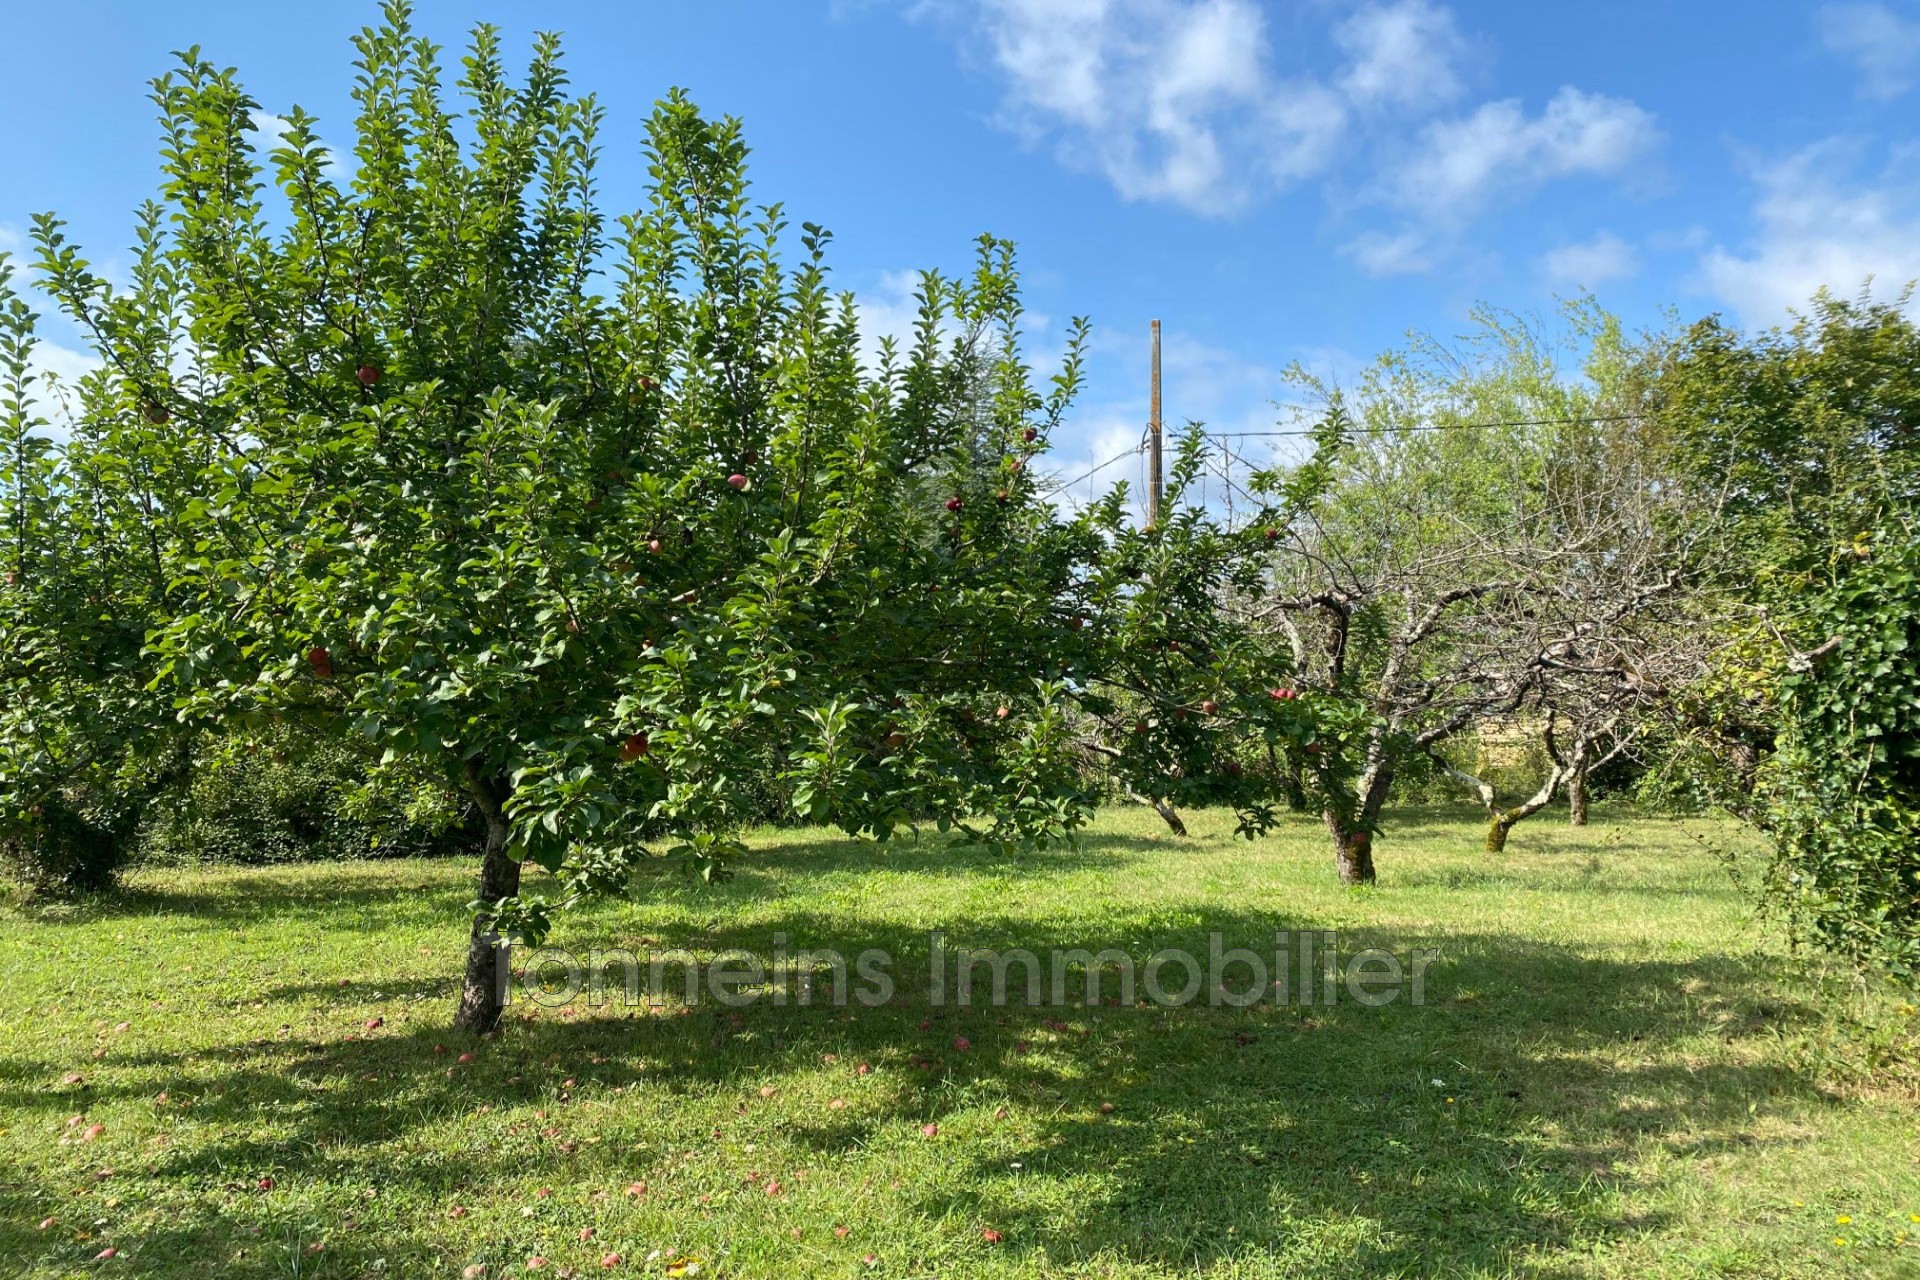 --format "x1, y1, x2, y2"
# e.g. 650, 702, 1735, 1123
1, 806, 1917, 1278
